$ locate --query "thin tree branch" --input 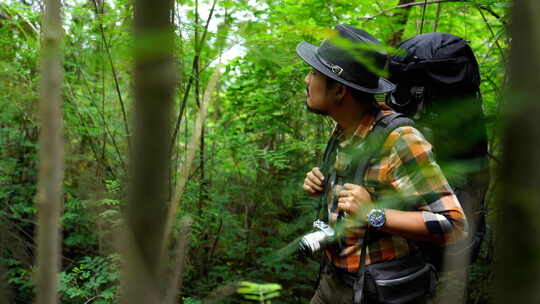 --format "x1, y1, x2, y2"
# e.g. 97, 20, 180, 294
83, 296, 99, 304
397, 0, 467, 9
169, 0, 218, 154
91, 0, 131, 151
170, 76, 194, 154
163, 216, 192, 304
479, 5, 507, 25
162, 65, 222, 260
64, 83, 118, 179
63, 64, 128, 175
477, 6, 506, 61
207, 217, 223, 263
363, 0, 467, 23
198, 0, 218, 57
419, 0, 428, 34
